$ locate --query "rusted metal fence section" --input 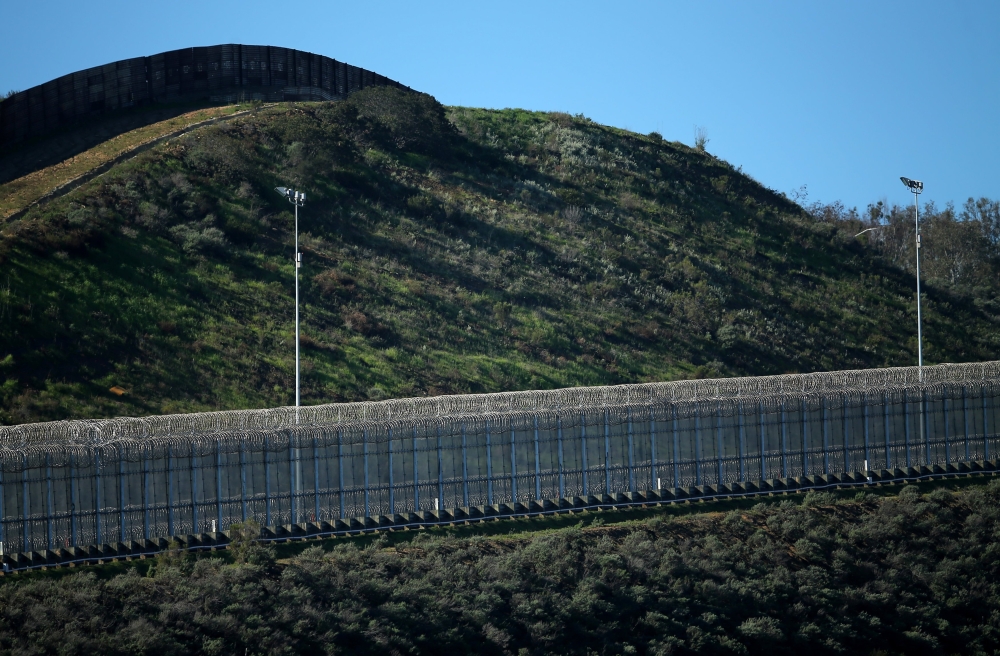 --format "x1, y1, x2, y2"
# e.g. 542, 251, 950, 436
0, 44, 409, 149
0, 361, 999, 566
